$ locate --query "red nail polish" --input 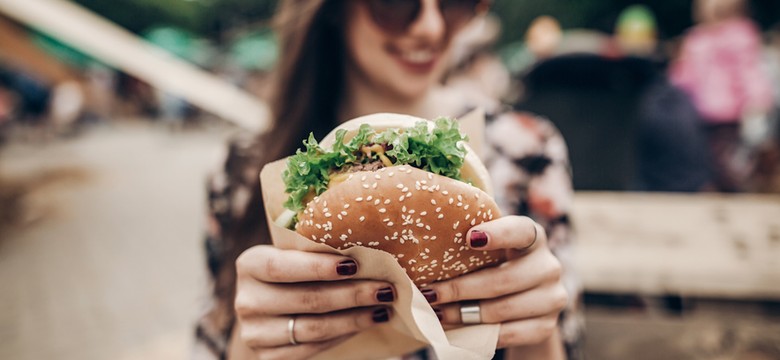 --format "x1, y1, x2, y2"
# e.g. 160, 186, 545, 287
337, 260, 357, 276
372, 308, 390, 323
470, 230, 488, 248
376, 287, 394, 302
433, 308, 443, 321
421, 288, 438, 303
